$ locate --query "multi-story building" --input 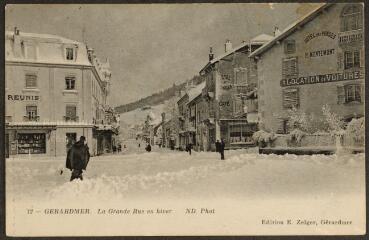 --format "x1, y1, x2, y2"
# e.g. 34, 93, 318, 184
5, 29, 116, 156
249, 3, 364, 135
177, 82, 205, 151
199, 34, 273, 150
